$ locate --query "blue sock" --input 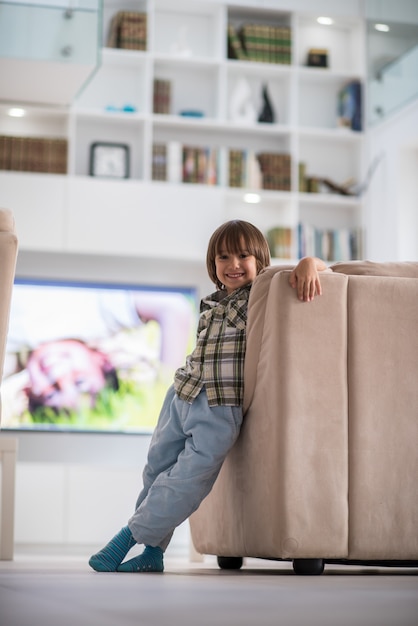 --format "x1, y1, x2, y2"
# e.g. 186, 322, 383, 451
89, 526, 136, 572
117, 545, 164, 573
